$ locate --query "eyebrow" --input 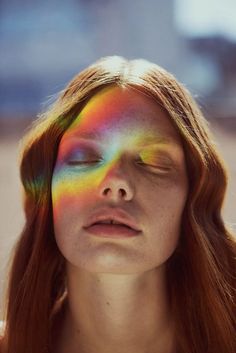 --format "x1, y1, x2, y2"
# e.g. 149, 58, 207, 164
66, 130, 177, 146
